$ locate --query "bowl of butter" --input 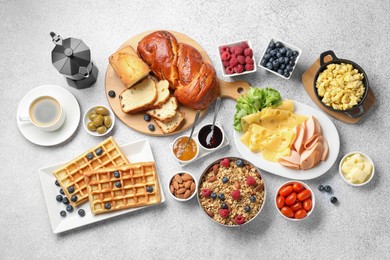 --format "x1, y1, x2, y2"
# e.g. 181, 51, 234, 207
339, 152, 374, 186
